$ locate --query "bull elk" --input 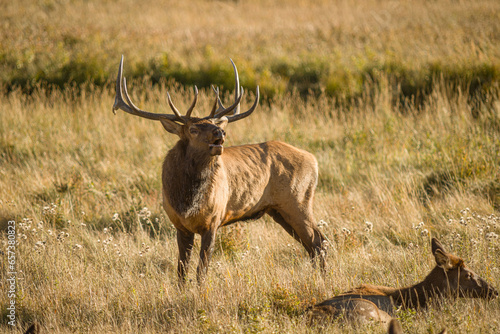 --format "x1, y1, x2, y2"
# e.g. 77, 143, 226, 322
112, 56, 326, 283
310, 238, 497, 329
